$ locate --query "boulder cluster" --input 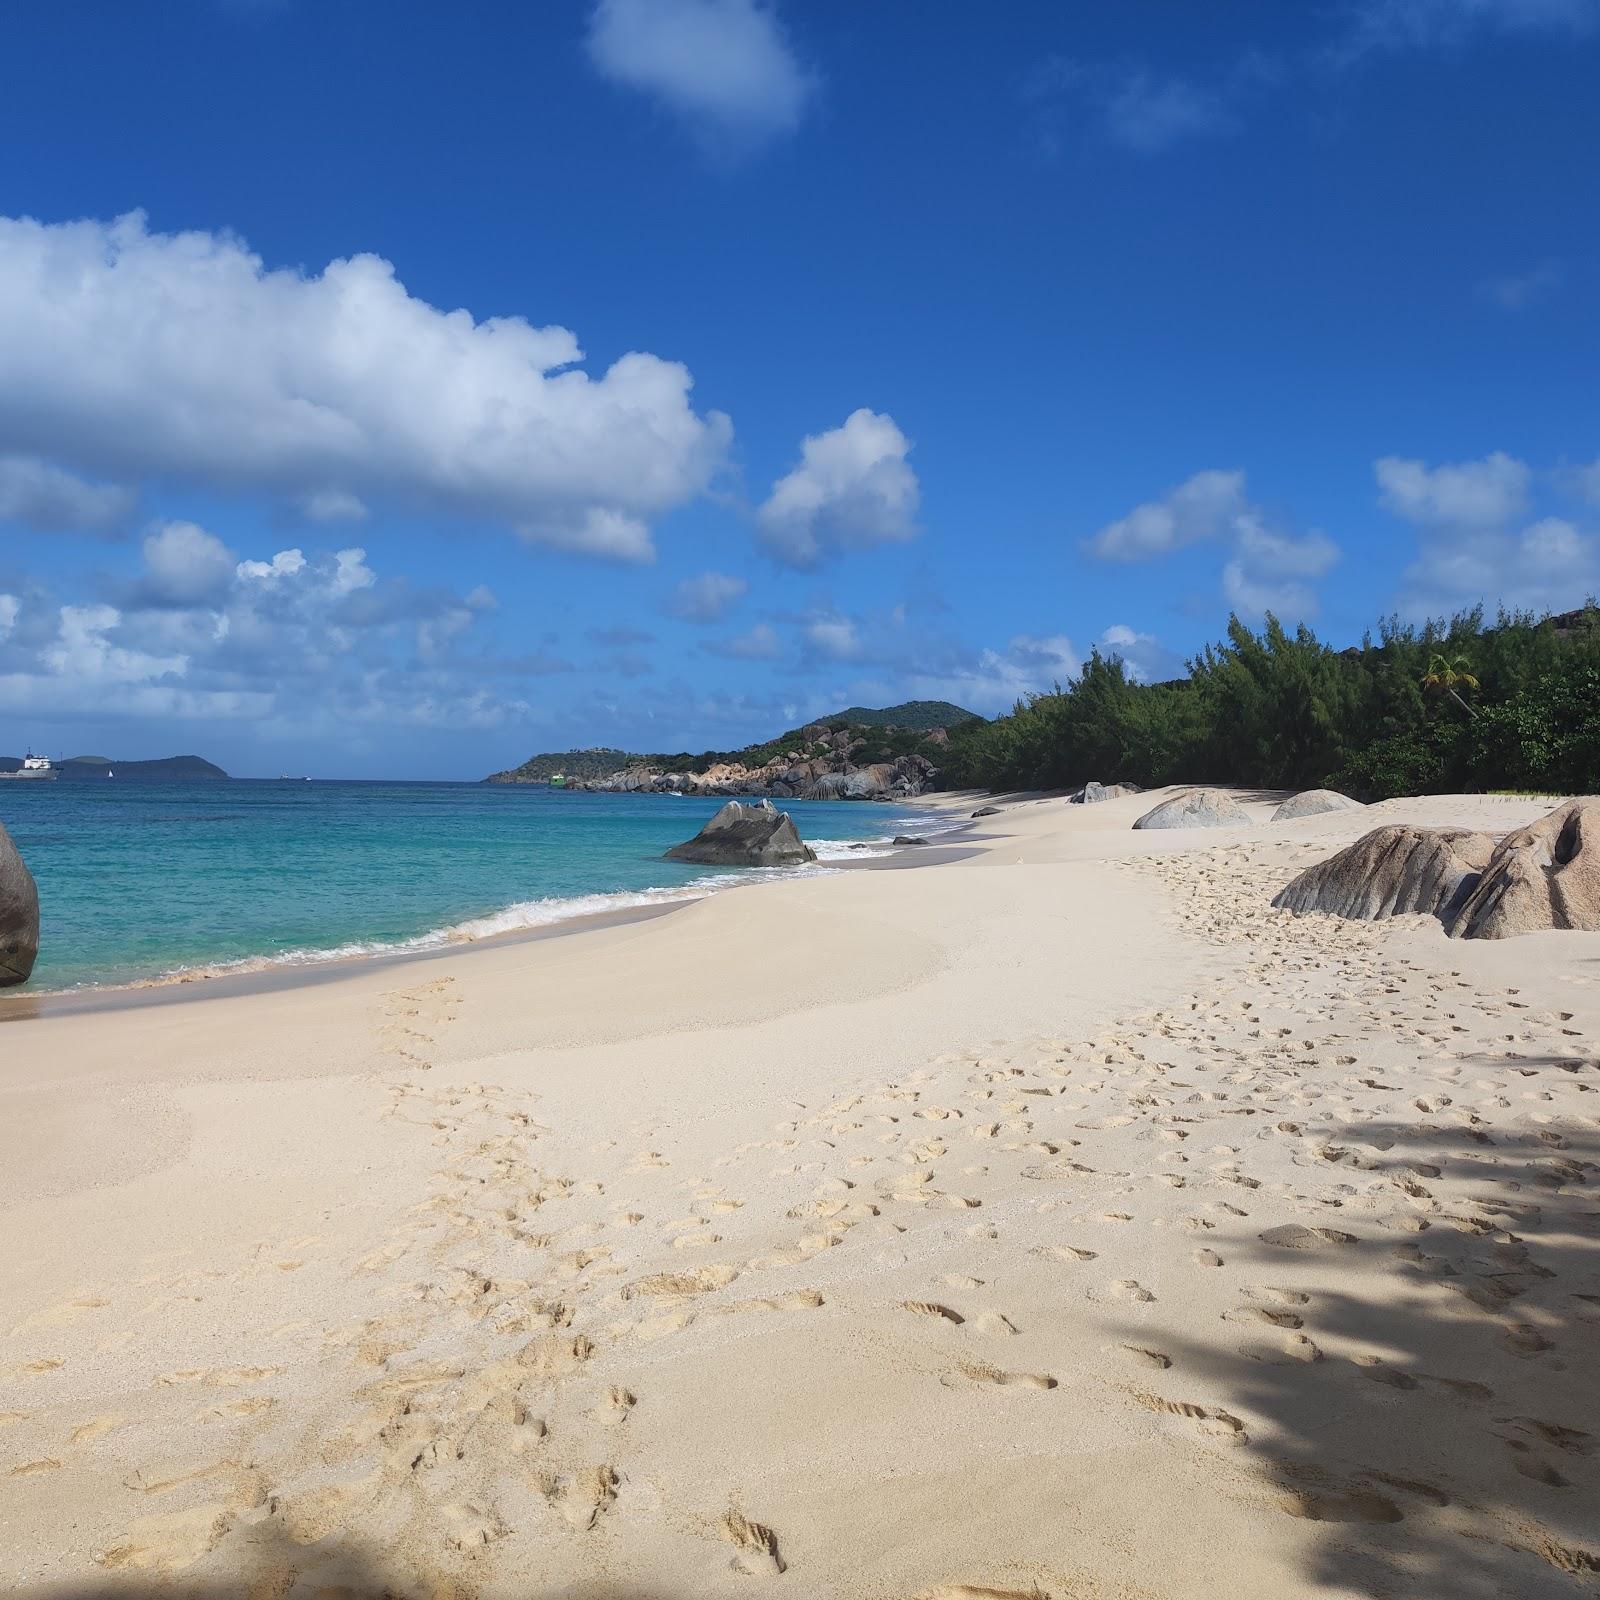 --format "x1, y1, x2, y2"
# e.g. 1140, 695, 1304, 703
1272, 798, 1599, 940
573, 723, 935, 802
